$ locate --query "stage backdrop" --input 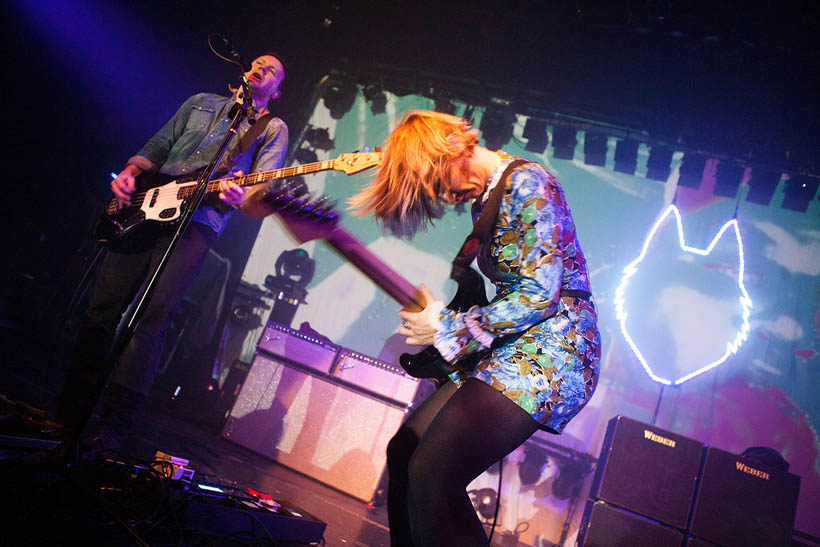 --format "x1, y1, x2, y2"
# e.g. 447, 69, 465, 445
240, 90, 820, 543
